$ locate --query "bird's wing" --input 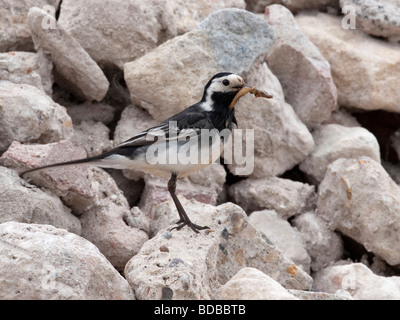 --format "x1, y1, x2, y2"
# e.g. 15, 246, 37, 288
115, 107, 212, 149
